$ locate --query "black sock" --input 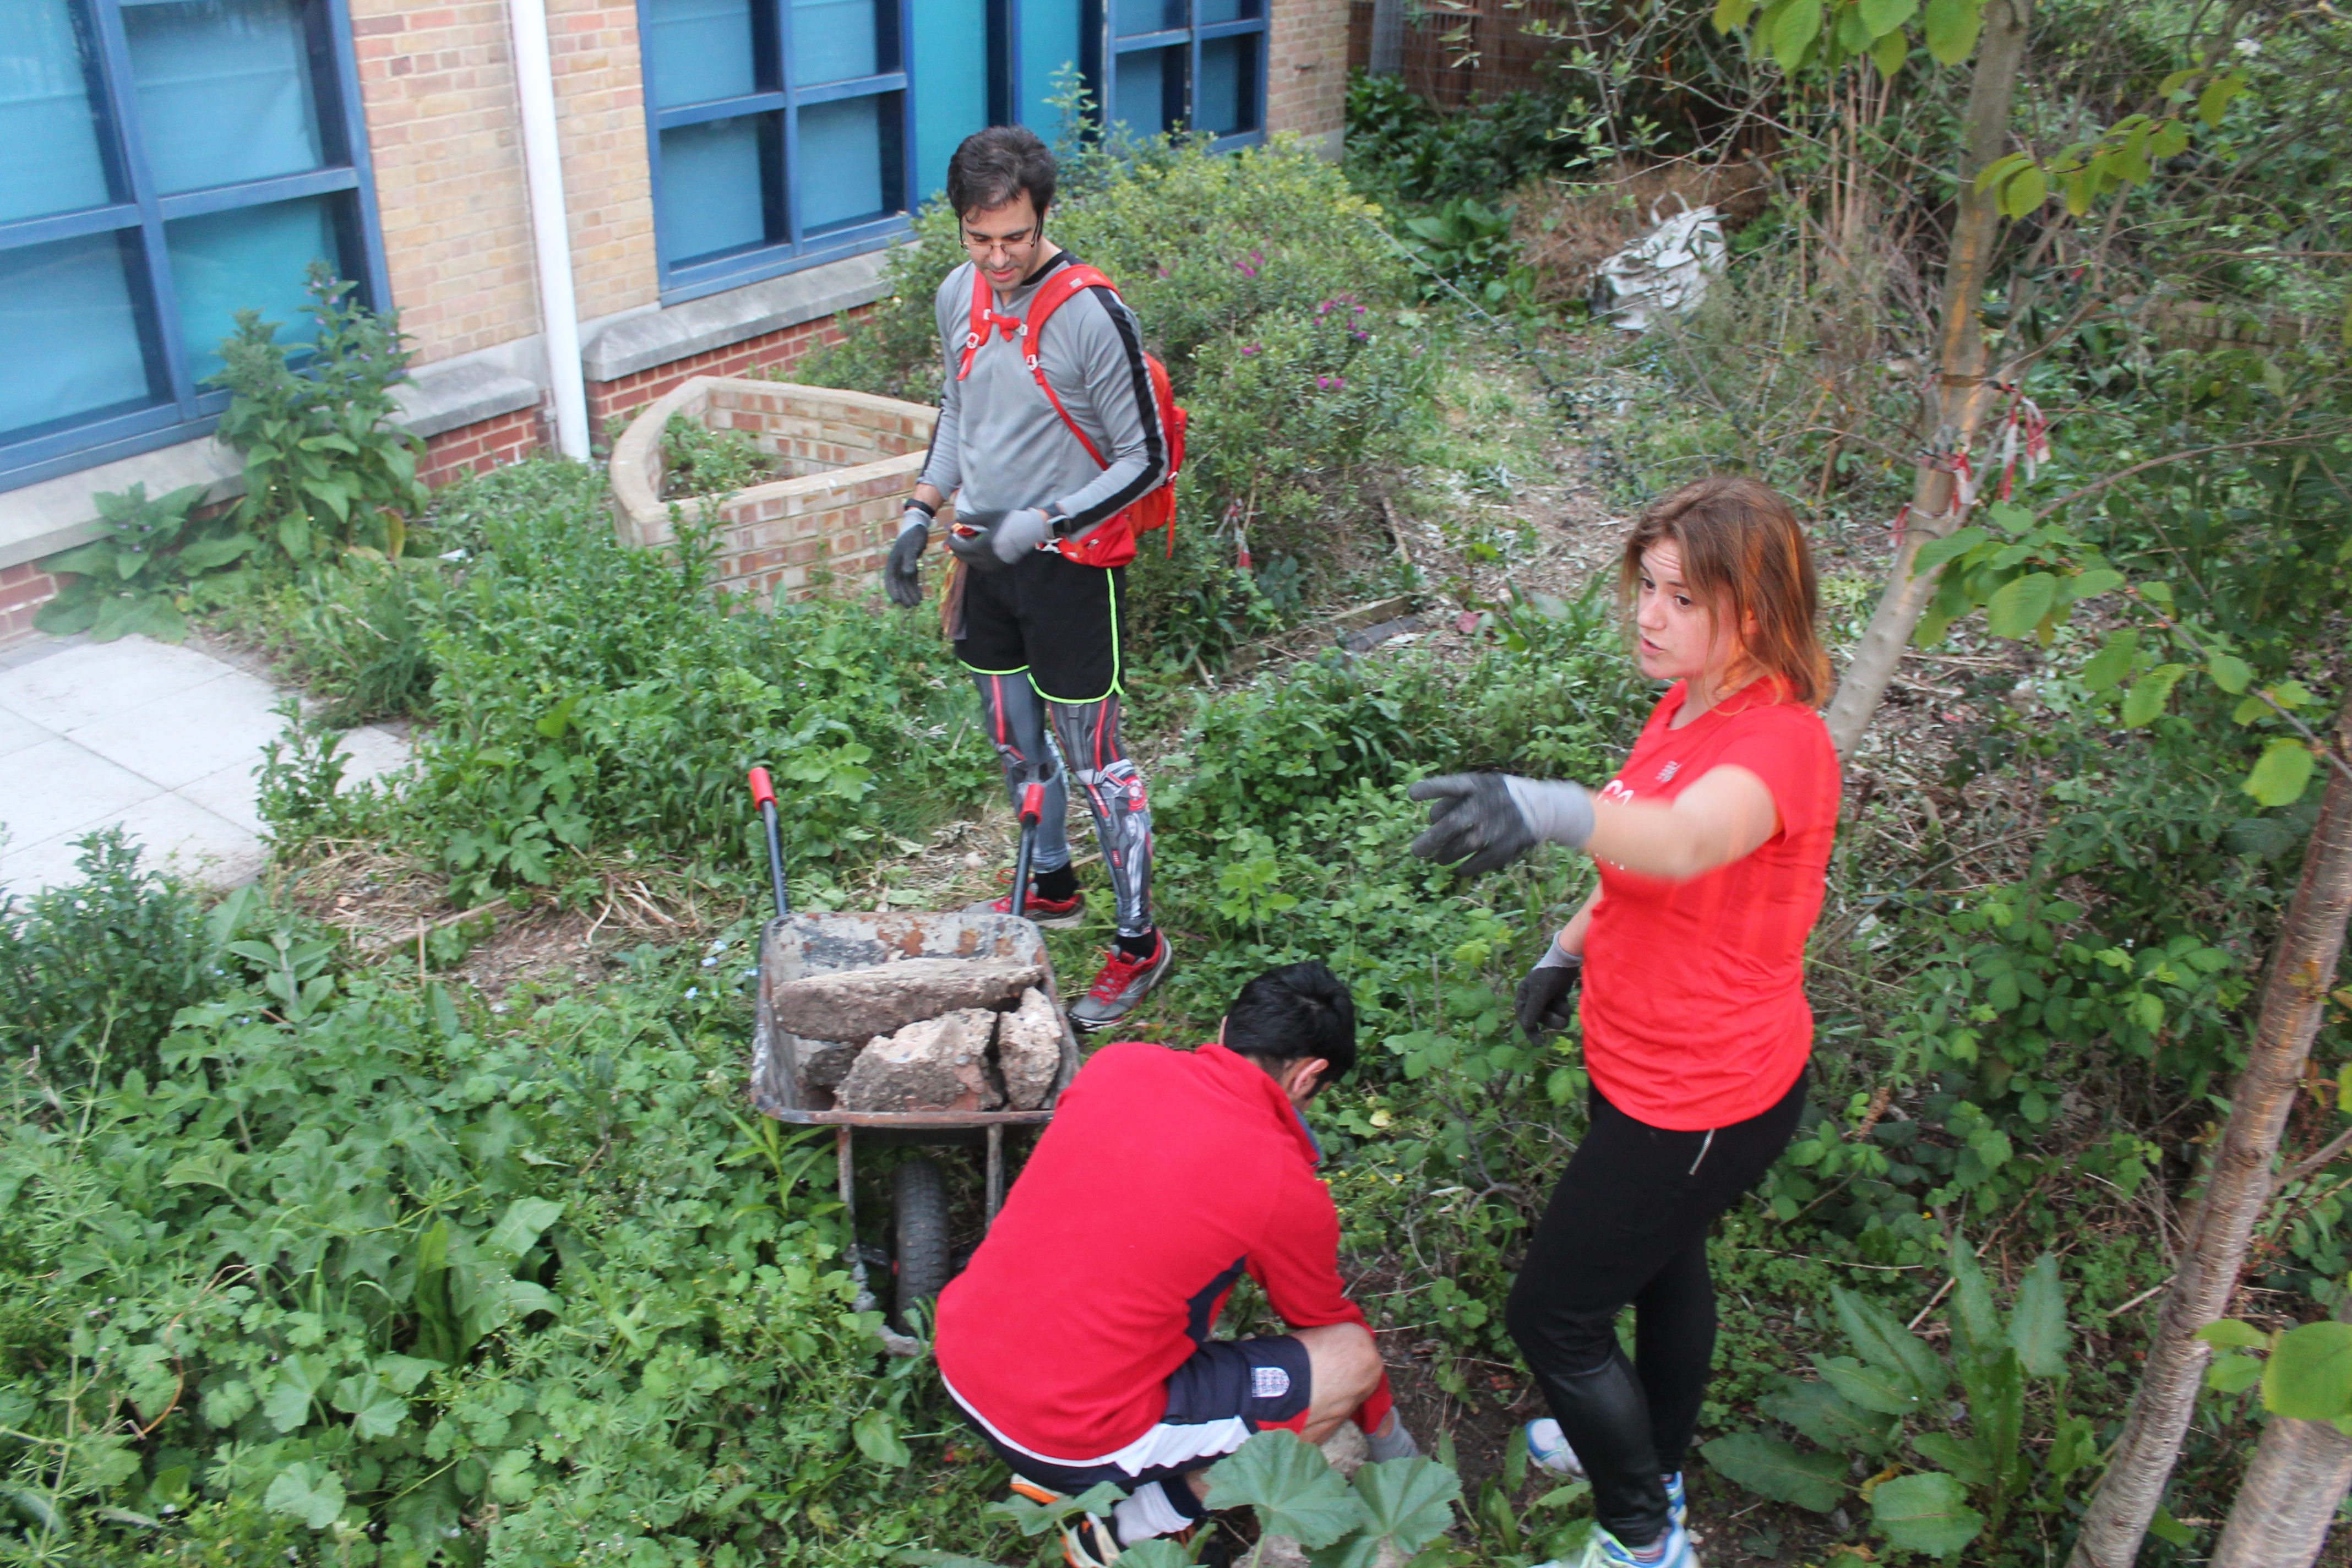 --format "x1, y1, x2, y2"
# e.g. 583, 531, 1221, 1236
1034, 863, 1079, 902
1115, 929, 1158, 960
